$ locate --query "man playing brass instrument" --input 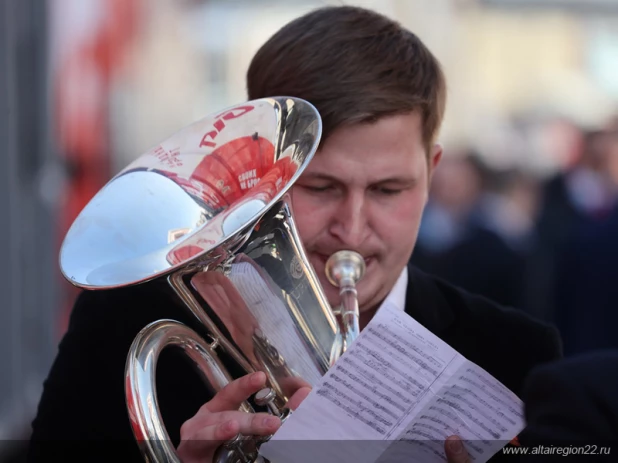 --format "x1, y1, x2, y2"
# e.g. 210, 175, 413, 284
29, 5, 562, 463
